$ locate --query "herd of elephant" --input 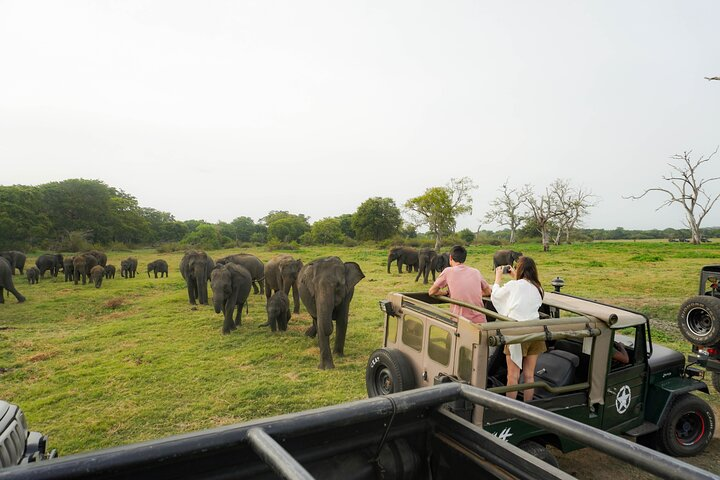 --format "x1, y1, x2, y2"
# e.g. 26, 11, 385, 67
387, 246, 523, 284
180, 251, 365, 370
1, 246, 522, 370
